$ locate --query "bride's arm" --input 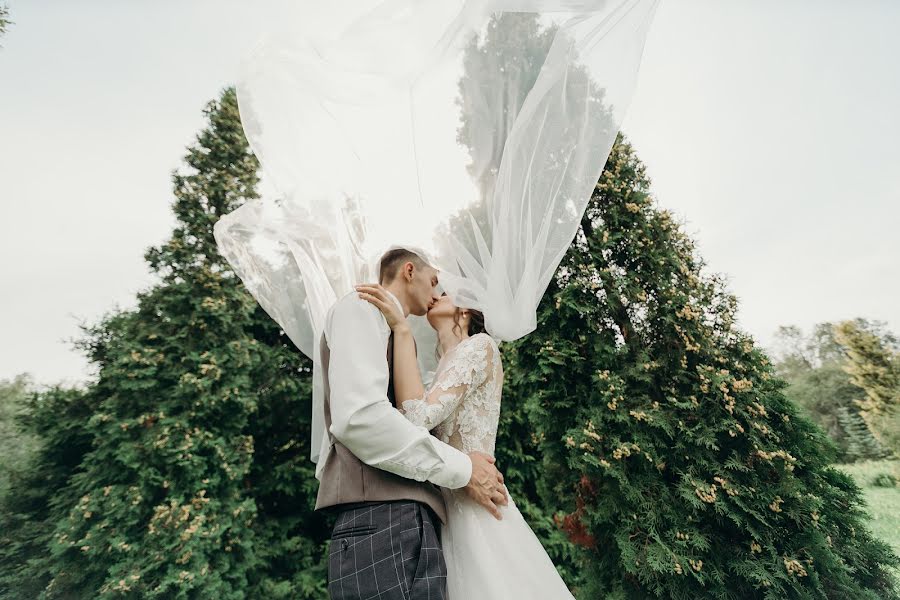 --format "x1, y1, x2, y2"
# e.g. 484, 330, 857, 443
355, 284, 425, 409
390, 325, 426, 405
356, 284, 492, 430
397, 337, 494, 430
